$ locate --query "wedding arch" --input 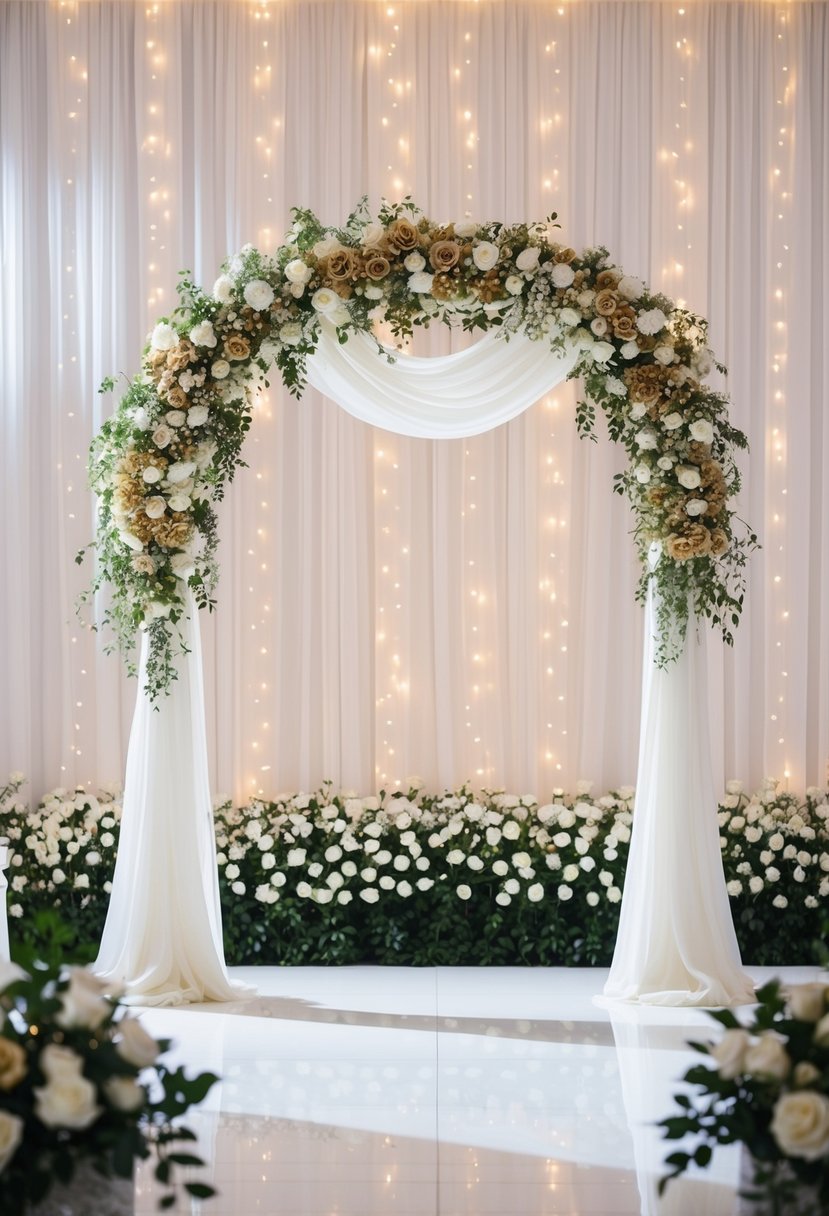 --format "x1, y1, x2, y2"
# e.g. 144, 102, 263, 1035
84, 199, 757, 1006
